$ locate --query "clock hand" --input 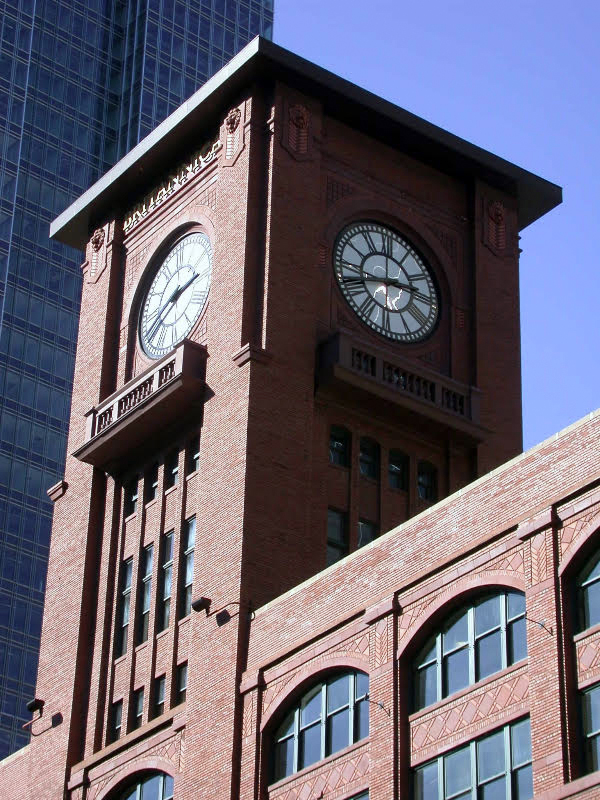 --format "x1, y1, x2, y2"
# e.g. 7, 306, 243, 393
146, 286, 181, 341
